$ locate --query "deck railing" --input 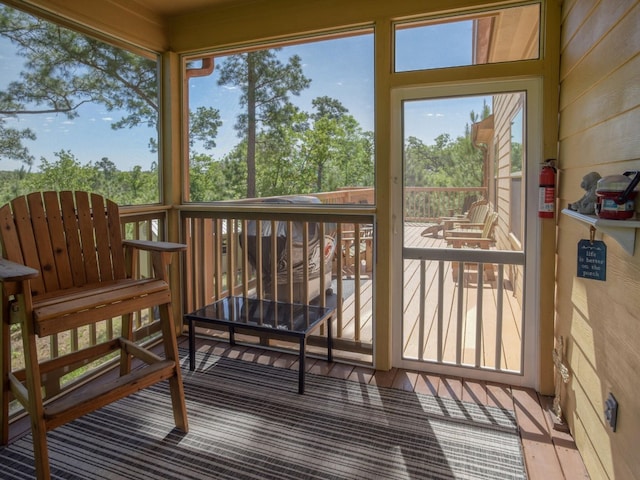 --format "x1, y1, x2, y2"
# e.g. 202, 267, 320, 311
404, 187, 488, 221
402, 244, 525, 374
181, 206, 375, 362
